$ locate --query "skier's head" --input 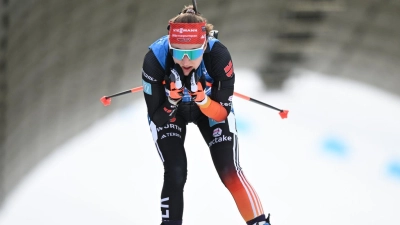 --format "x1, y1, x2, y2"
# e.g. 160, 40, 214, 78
168, 5, 214, 75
